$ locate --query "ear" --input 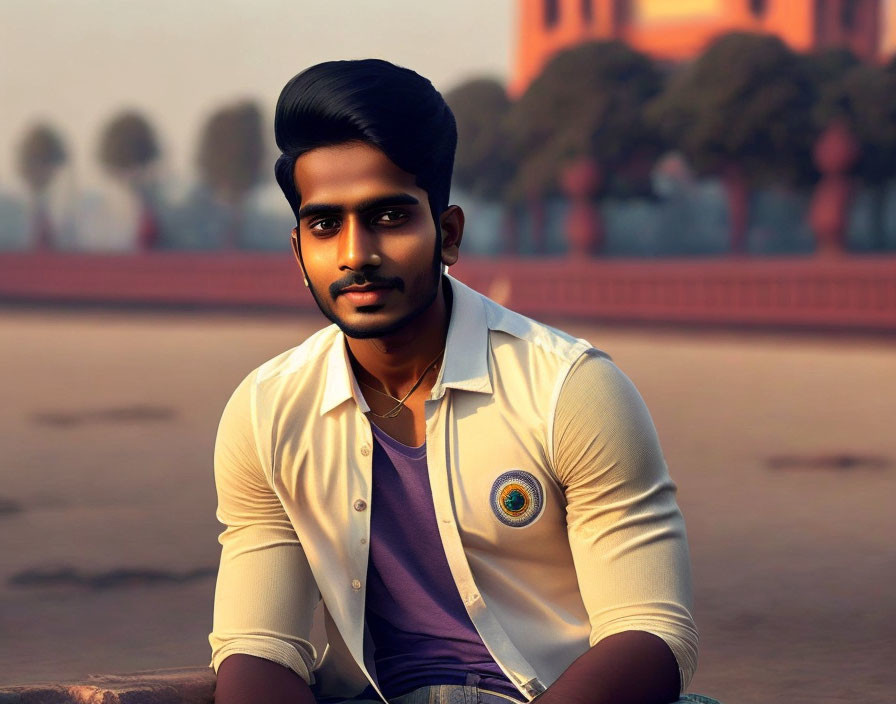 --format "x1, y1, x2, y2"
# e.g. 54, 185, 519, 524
439, 205, 464, 267
290, 228, 309, 286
